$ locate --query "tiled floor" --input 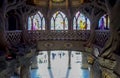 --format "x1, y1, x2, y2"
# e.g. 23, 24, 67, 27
31, 51, 89, 78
